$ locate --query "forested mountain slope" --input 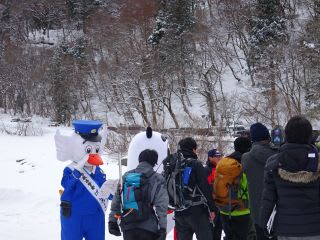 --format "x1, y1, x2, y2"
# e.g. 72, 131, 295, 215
0, 0, 319, 129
